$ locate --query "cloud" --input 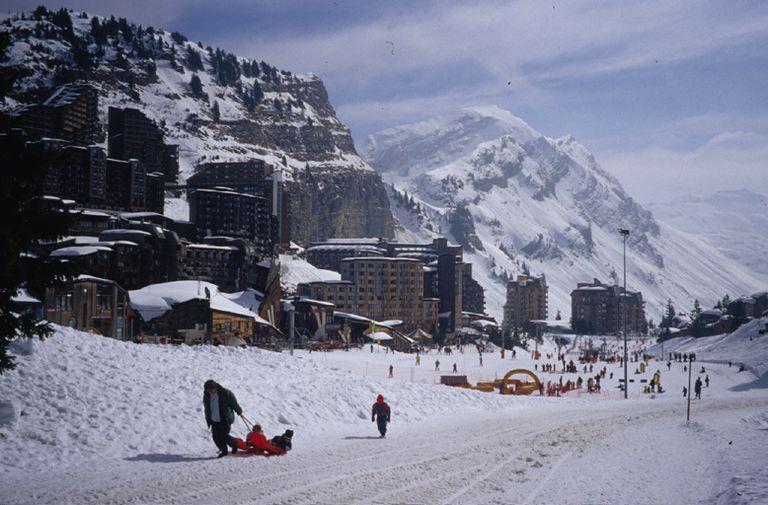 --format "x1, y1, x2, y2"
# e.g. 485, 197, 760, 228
597, 129, 768, 203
